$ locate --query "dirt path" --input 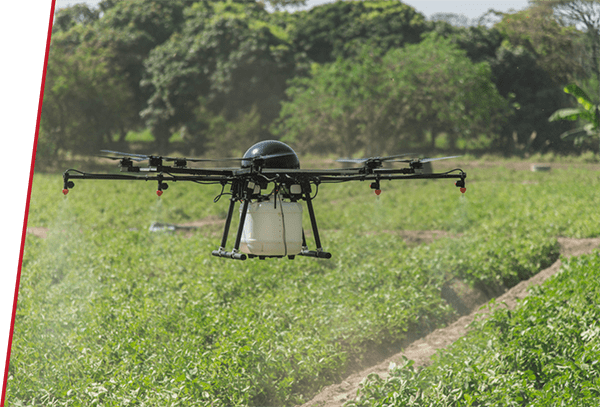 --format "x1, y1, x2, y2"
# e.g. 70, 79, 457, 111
298, 237, 600, 407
